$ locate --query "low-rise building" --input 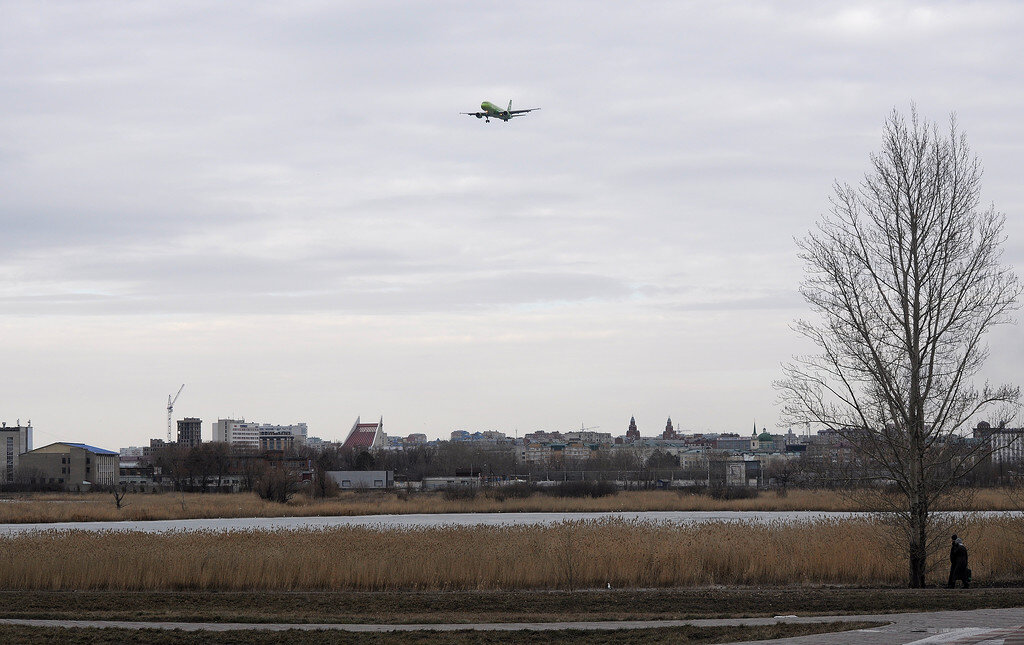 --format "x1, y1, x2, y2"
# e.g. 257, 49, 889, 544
450, 430, 508, 444
709, 453, 761, 487
563, 430, 613, 445
715, 433, 758, 452
421, 475, 480, 490
20, 442, 119, 490
524, 430, 564, 444
327, 470, 393, 489
383, 433, 430, 450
